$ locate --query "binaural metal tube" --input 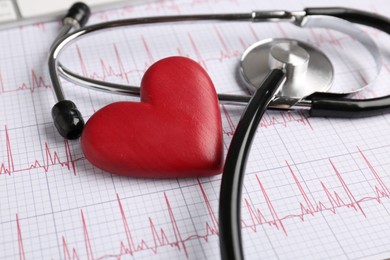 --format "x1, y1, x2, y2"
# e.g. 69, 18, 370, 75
58, 63, 312, 110
49, 11, 302, 103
